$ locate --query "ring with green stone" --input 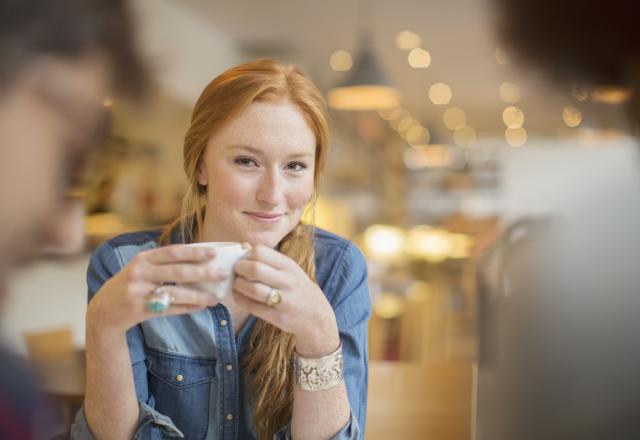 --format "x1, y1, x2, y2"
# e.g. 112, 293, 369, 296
146, 286, 171, 313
